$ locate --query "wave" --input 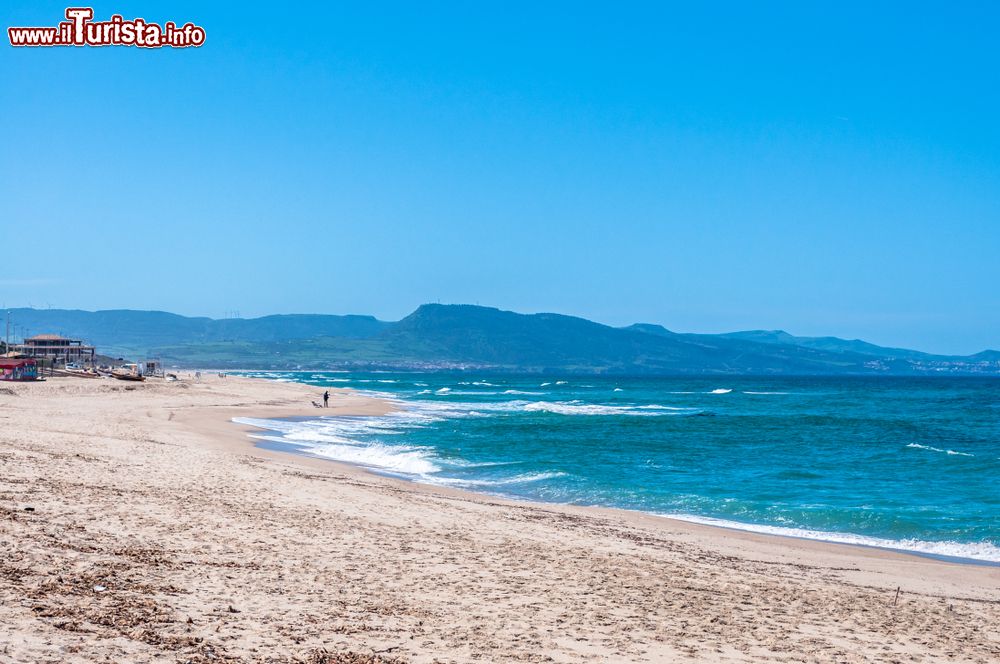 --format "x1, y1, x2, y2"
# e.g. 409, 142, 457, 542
502, 389, 544, 395
301, 440, 440, 475
399, 398, 704, 418
636, 404, 693, 411
658, 513, 1000, 563
234, 413, 569, 492
395, 397, 704, 418
709, 388, 732, 394
743, 391, 788, 395
396, 400, 509, 418
435, 387, 451, 394
447, 460, 522, 469
522, 401, 697, 416
424, 471, 567, 488
237, 412, 473, 477
244, 427, 442, 476
906, 443, 975, 457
